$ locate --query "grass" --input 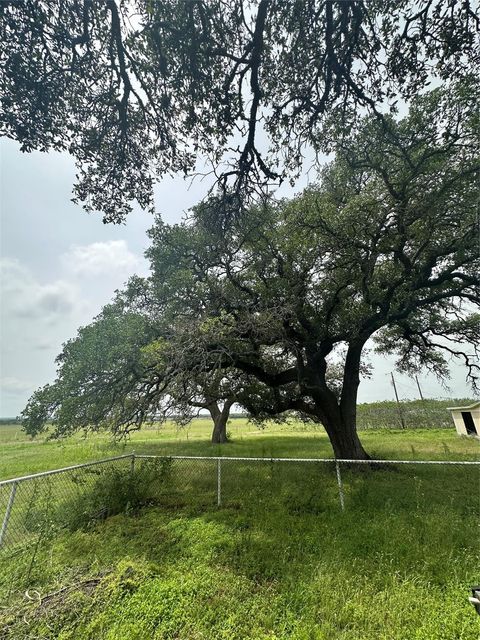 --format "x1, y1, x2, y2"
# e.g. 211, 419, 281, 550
0, 419, 479, 639
1, 417, 479, 481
